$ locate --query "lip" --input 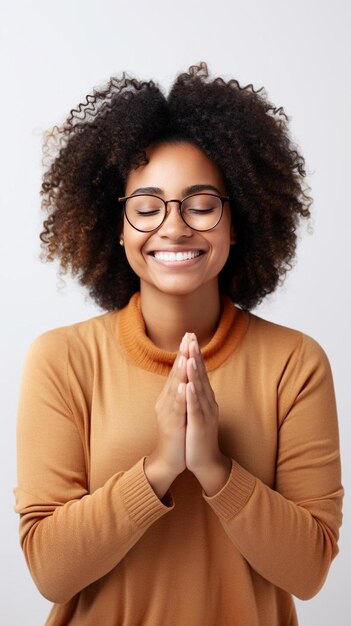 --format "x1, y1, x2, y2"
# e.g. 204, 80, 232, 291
147, 248, 205, 254
148, 249, 206, 268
